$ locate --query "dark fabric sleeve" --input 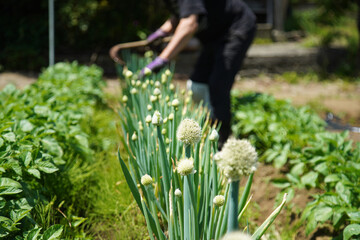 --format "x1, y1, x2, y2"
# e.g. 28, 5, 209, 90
178, 0, 206, 18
